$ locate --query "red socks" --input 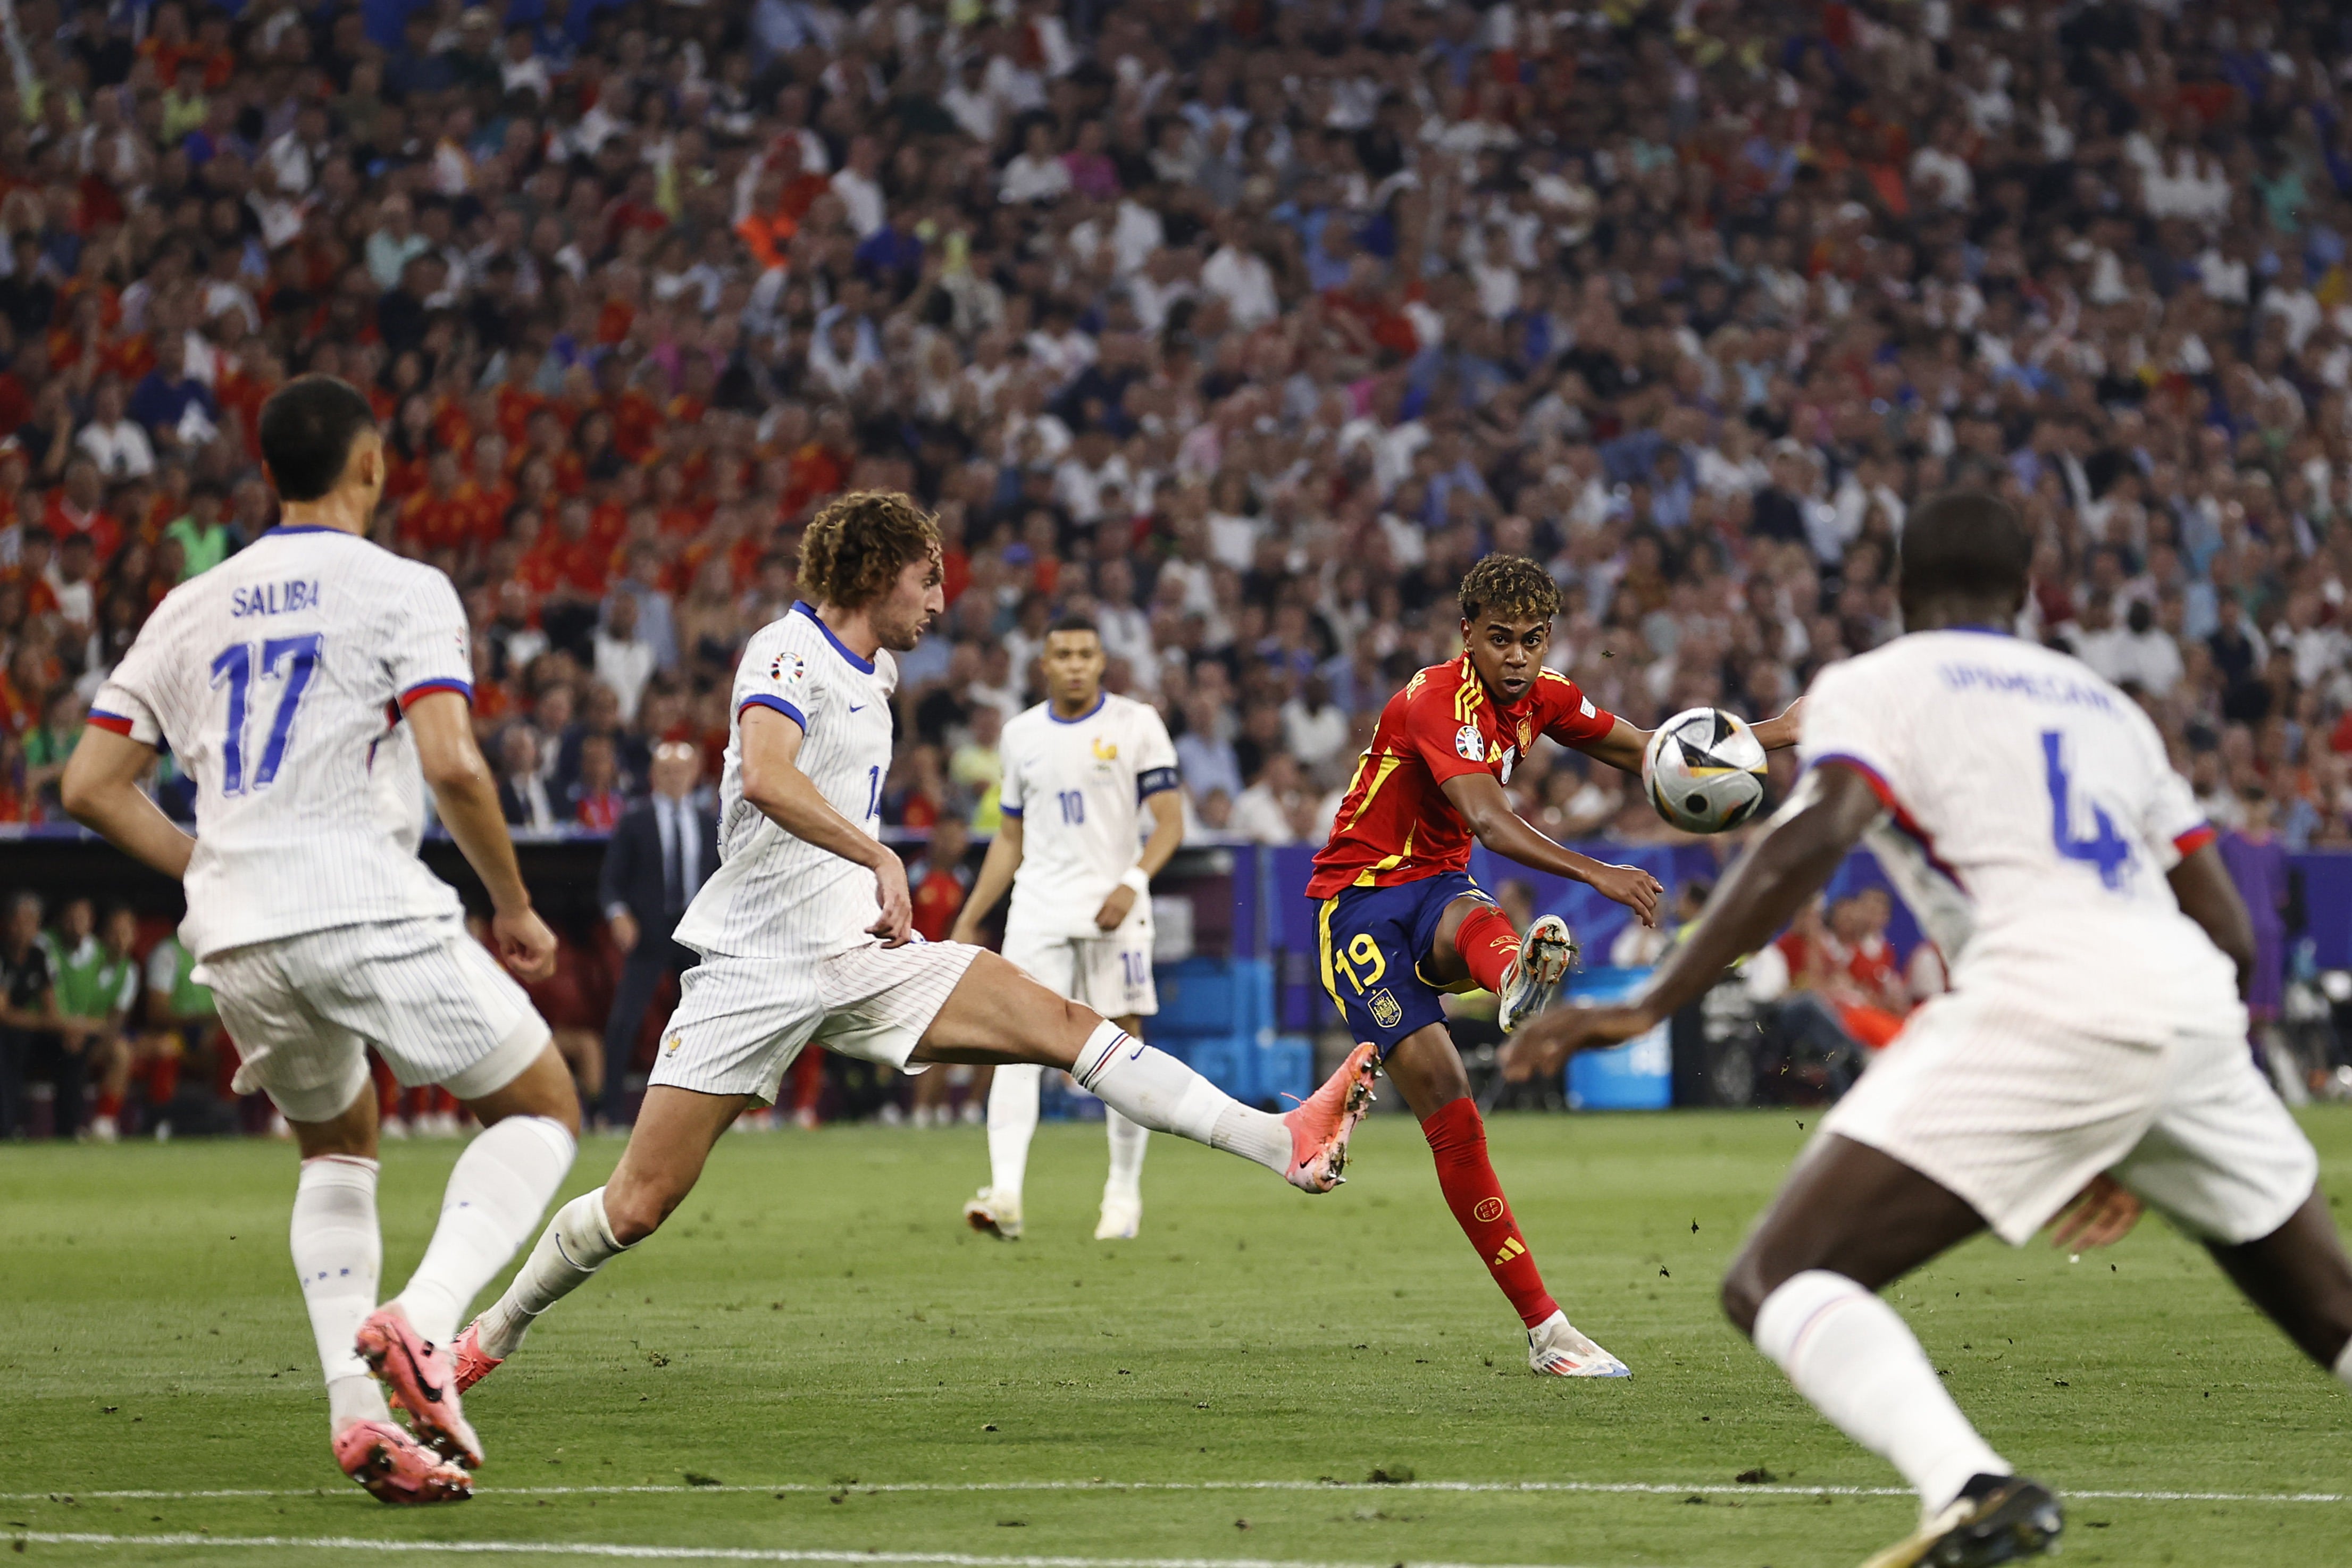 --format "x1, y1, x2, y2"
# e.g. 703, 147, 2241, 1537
1421, 1097, 1559, 1329
1452, 903, 1521, 994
